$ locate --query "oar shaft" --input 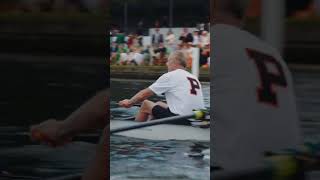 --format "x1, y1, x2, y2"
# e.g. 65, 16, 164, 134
110, 114, 195, 134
